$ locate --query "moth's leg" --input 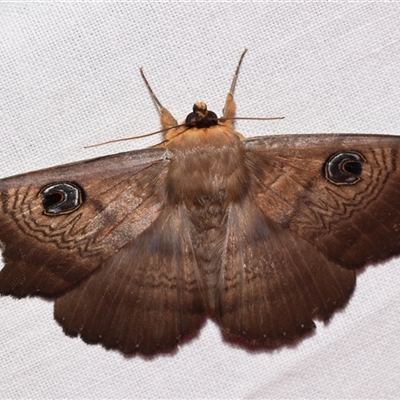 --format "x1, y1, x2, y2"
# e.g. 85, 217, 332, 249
222, 49, 248, 121
140, 68, 178, 130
